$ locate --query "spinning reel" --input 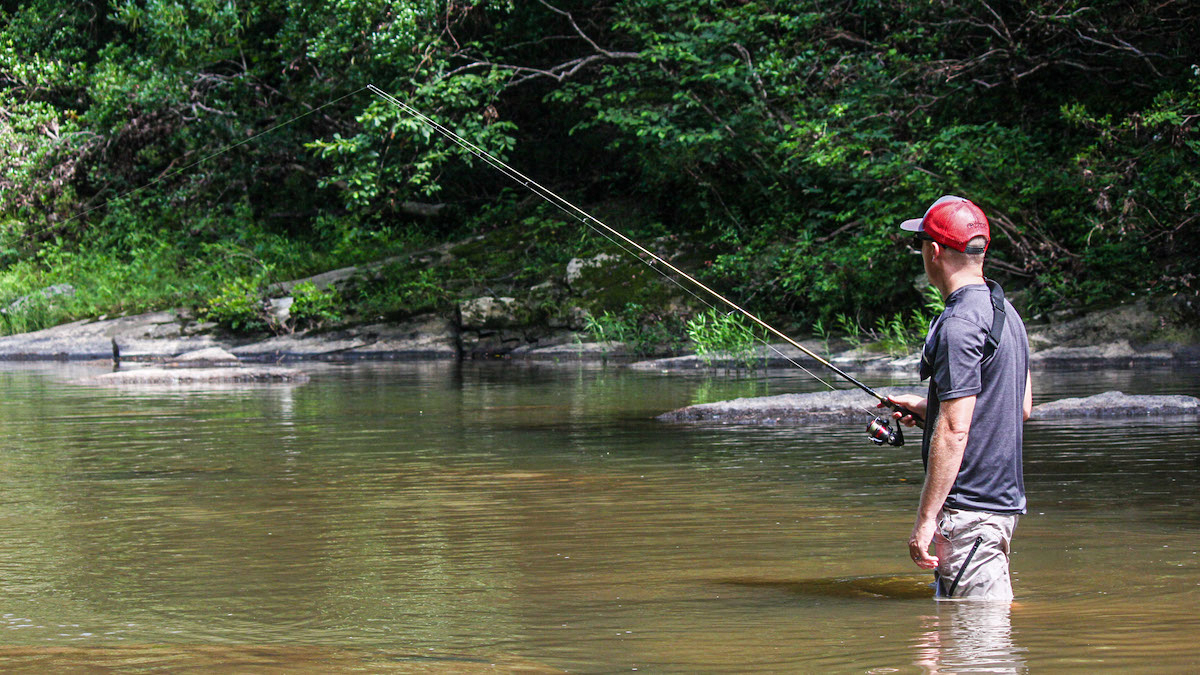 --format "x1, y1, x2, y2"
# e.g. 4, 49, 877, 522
867, 416, 905, 447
